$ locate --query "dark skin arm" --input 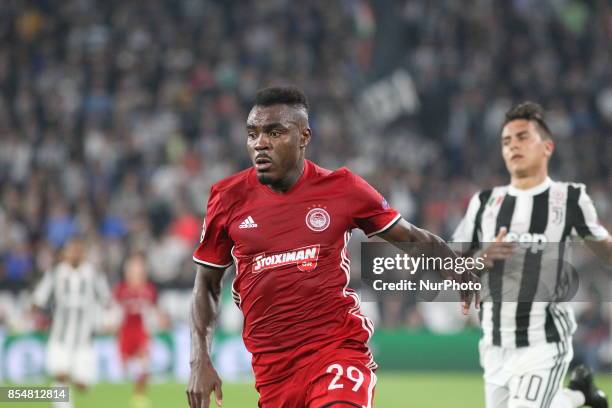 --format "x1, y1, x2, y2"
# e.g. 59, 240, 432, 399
378, 218, 451, 245
586, 235, 612, 266
186, 265, 225, 408
378, 218, 480, 314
